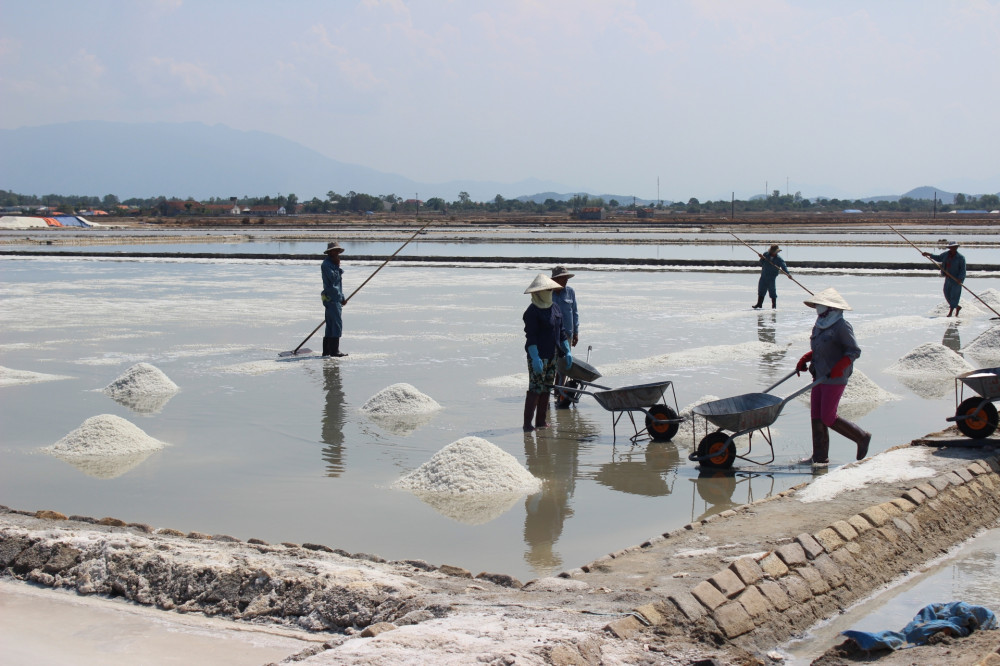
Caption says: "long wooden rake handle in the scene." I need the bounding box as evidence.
[730,232,814,295]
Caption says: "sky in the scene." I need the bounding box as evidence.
[2,0,999,201]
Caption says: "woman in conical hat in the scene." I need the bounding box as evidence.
[521,274,570,432]
[795,287,871,465]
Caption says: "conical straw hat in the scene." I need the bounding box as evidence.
[804,287,852,311]
[524,273,562,294]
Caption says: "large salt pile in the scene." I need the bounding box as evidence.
[394,437,541,525]
[885,342,974,376]
[964,325,1000,363]
[361,383,441,415]
[885,342,974,399]
[40,414,168,479]
[103,363,179,413]
[394,437,540,494]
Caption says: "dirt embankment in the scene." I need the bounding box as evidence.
[4,430,1000,664]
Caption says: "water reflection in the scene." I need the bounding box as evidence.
[757,313,787,381]
[689,469,775,522]
[594,442,681,497]
[521,409,599,573]
[942,322,962,354]
[320,362,346,477]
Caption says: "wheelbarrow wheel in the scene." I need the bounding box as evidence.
[645,404,679,441]
[955,398,999,439]
[696,432,736,469]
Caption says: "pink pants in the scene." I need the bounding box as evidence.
[810,383,846,426]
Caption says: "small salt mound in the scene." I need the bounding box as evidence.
[794,370,898,420]
[0,365,71,387]
[361,383,441,415]
[964,325,1000,363]
[885,342,974,376]
[41,414,168,458]
[393,436,541,495]
[104,363,179,397]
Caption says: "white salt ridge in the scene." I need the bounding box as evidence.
[0,365,71,387]
[361,383,442,415]
[41,414,168,458]
[797,447,935,503]
[964,325,1000,362]
[602,341,787,375]
[104,363,179,396]
[394,436,541,495]
[885,342,974,376]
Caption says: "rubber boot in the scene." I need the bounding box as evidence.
[534,393,550,429]
[829,417,871,460]
[771,297,777,309]
[804,419,830,465]
[752,295,764,309]
[330,337,348,357]
[523,392,536,432]
[322,337,333,357]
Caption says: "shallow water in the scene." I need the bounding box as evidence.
[783,526,1000,664]
[1,250,998,582]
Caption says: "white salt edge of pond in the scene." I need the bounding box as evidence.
[796,447,935,503]
[103,362,179,396]
[393,436,541,495]
[0,365,72,387]
[40,414,168,458]
[885,342,975,376]
[361,383,442,415]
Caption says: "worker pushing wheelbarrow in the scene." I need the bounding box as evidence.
[689,370,824,469]
[947,367,1000,439]
[553,357,685,444]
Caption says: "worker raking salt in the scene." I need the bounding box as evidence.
[752,244,789,310]
[922,241,967,317]
[522,274,571,432]
[320,241,348,357]
[795,287,871,465]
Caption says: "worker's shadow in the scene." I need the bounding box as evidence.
[321,362,347,478]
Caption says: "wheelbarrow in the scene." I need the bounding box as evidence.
[552,358,685,444]
[946,367,1000,439]
[689,370,824,469]
[553,346,598,409]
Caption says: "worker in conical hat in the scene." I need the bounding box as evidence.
[795,287,870,466]
[321,241,348,357]
[922,241,966,317]
[522,274,570,432]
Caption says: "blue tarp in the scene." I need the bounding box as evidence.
[50,216,90,227]
[843,601,997,651]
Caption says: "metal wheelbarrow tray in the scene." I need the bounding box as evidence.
[947,367,1000,439]
[689,370,824,469]
[553,366,685,444]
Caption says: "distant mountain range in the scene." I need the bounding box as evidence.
[0,121,572,202]
[0,121,995,205]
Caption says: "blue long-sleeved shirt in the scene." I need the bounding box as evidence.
[321,257,344,303]
[929,250,966,282]
[552,285,578,339]
[810,317,861,386]
[759,253,788,280]
[523,304,566,360]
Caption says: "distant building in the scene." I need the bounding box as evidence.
[577,206,604,220]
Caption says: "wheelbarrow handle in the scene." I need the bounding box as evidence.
[762,369,799,394]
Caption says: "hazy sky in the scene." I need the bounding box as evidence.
[3,0,998,201]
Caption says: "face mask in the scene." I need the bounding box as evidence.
[815,304,829,315]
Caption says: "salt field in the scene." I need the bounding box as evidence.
[1,238,999,583]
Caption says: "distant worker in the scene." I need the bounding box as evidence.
[922,241,966,317]
[752,244,790,310]
[522,274,571,432]
[550,266,580,409]
[795,287,870,466]
[321,241,348,357]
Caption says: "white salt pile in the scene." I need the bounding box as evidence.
[964,325,1000,363]
[794,370,898,420]
[885,342,974,376]
[41,414,168,458]
[394,436,541,495]
[361,383,442,415]
[104,362,179,397]
[0,365,71,387]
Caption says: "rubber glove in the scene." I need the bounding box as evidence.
[796,351,813,376]
[830,356,852,378]
[562,340,573,369]
[527,345,543,374]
